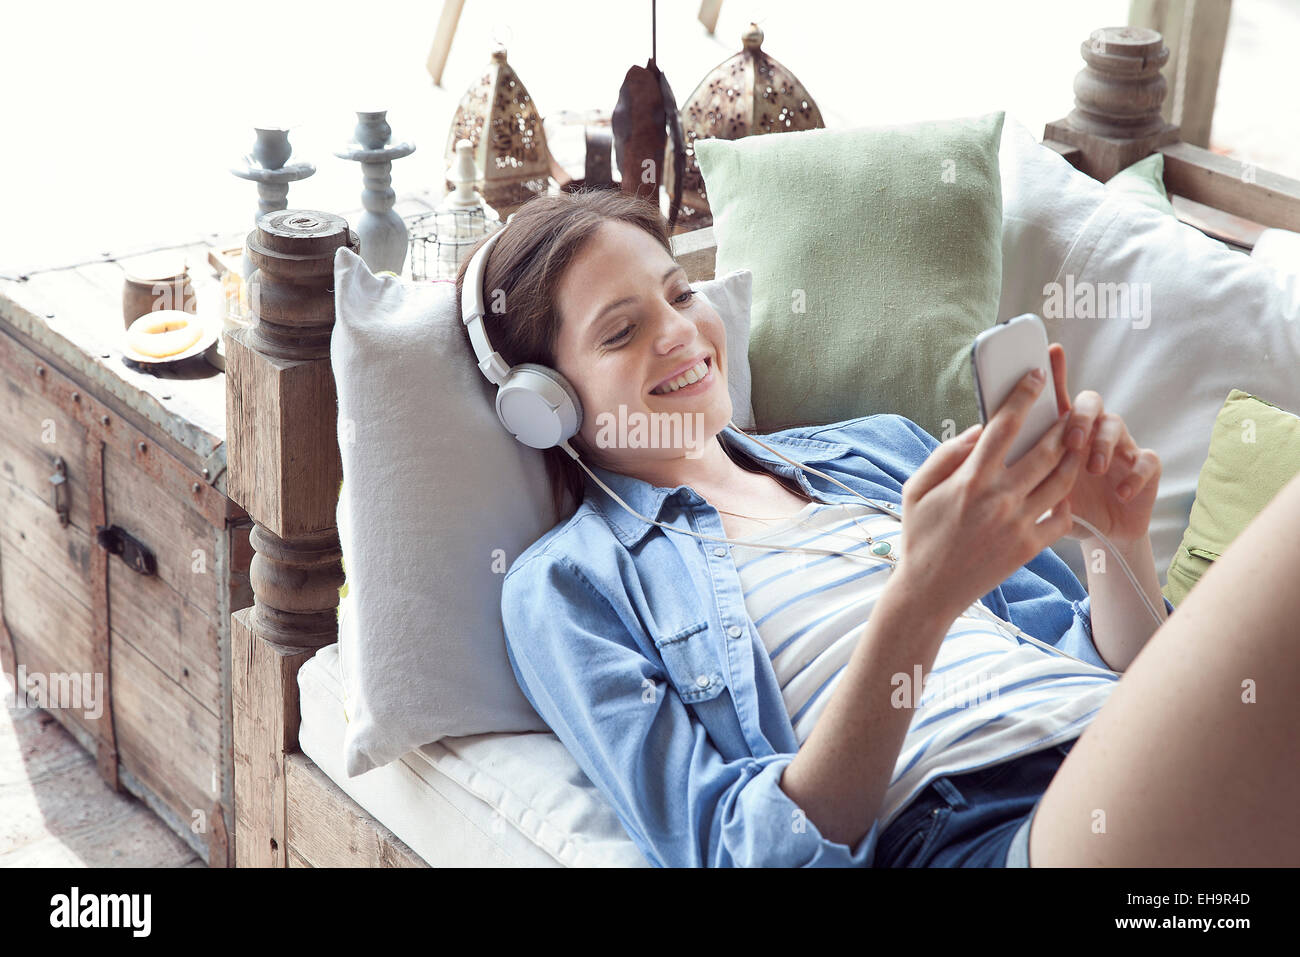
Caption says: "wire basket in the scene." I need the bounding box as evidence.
[407,207,502,282]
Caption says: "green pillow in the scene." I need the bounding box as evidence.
[1164,389,1300,606]
[1105,152,1175,216]
[693,112,1005,437]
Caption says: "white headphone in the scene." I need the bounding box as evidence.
[457,210,1165,635]
[460,213,584,450]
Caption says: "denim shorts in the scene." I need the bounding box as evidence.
[874,738,1077,868]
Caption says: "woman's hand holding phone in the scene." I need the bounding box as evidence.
[893,366,1085,624]
[1045,343,1162,544]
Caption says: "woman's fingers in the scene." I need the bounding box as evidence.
[1034,495,1074,545]
[1049,343,1072,418]
[1116,448,1162,501]
[1086,412,1127,474]
[969,367,1052,476]
[1024,437,1084,519]
[903,424,982,505]
[1063,390,1103,451]
[1006,412,1074,497]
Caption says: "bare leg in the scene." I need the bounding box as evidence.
[1029,470,1300,866]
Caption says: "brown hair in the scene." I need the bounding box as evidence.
[455,187,808,520]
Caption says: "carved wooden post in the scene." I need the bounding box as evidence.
[1044,26,1182,181]
[226,210,356,867]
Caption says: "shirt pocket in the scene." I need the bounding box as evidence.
[653,620,726,703]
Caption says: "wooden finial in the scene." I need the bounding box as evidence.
[1070,27,1170,137]
[243,210,357,361]
[1044,26,1181,181]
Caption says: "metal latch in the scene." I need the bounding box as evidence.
[48,456,69,527]
[95,524,157,576]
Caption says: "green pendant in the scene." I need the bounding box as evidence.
[870,541,892,556]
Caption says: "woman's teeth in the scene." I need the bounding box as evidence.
[651,359,709,395]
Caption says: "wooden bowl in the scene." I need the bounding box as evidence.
[122,263,196,329]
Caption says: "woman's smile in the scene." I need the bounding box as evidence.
[649,356,714,399]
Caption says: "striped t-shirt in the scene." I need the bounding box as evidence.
[728,498,1119,830]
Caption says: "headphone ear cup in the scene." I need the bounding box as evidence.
[496,362,583,450]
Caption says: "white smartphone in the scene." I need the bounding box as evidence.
[970,313,1060,467]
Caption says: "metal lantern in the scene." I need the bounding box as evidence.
[668,23,825,233]
[444,45,553,217]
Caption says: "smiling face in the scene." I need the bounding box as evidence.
[551,220,733,475]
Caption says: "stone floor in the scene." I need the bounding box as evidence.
[0,700,203,867]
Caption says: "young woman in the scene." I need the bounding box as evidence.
[457,188,1300,868]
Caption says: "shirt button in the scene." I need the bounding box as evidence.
[713,546,727,557]
[696,675,711,688]
[727,625,742,638]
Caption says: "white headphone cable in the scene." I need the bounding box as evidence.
[558,420,1167,633]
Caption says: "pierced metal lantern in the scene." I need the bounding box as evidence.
[444,45,553,217]
[668,23,825,232]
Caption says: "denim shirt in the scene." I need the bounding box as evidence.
[499,413,1174,867]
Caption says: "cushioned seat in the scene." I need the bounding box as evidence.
[297,643,650,867]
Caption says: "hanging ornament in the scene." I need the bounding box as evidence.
[611,0,686,231]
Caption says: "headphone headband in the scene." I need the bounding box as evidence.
[460,223,512,386]
[461,212,583,450]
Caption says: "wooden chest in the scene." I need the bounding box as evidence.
[0,243,251,866]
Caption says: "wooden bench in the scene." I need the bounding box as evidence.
[226,25,1300,867]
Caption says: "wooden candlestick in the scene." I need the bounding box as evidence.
[335,111,416,275]
[232,128,317,280]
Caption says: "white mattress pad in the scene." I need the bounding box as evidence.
[297,642,650,867]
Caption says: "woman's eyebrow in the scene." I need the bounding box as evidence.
[587,264,687,333]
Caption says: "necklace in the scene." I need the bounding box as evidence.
[703,449,899,563]
[711,504,806,520]
[718,498,901,563]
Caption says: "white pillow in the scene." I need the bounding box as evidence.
[1251,228,1300,321]
[997,115,1300,589]
[332,246,757,775]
